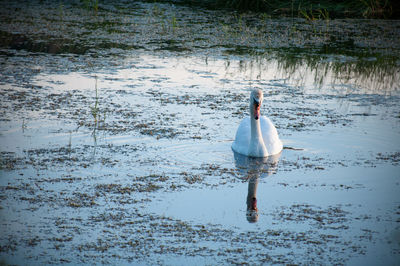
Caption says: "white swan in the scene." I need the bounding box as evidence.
[232,89,283,157]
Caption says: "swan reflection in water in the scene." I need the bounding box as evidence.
[233,151,281,223]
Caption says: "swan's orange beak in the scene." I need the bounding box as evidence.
[254,102,260,120]
[251,197,257,211]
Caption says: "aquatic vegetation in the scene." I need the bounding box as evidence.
[90,76,99,123]
[82,0,99,12]
[360,0,393,18]
[299,7,330,21]
[90,76,107,134]
[171,13,177,31]
[214,0,396,18]
[58,2,64,19]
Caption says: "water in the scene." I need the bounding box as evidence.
[1,1,400,265]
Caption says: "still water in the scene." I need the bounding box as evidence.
[0,1,400,265]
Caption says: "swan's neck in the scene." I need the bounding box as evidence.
[247,177,259,211]
[249,116,268,157]
[250,117,262,140]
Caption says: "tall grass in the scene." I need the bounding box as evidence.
[360,0,392,18]
[215,0,395,19]
[299,7,329,21]
[90,76,107,143]
[90,75,99,123]
[82,0,99,12]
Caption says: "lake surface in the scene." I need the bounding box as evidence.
[0,1,399,265]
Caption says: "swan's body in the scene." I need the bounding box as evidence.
[232,116,282,157]
[232,89,282,157]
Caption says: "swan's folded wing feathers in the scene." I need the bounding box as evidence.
[232,117,251,156]
[260,116,283,155]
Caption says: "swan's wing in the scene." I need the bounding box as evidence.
[232,117,251,156]
[260,116,283,155]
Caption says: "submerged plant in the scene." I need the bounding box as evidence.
[171,14,177,32]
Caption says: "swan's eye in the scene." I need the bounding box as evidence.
[253,98,259,105]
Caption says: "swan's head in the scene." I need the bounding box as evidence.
[246,197,259,223]
[250,89,263,120]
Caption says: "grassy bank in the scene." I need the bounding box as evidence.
[166,0,398,19]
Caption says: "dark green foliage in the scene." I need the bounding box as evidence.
[211,0,396,18]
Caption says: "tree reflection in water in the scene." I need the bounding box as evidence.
[225,49,399,96]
